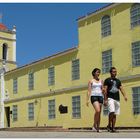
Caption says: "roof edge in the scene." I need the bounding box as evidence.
[77,3,120,22]
[5,46,78,75]
[0,29,16,34]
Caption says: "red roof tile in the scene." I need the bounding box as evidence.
[0,23,7,30]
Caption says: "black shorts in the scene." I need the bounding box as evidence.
[90,96,103,104]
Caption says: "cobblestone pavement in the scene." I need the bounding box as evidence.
[0,130,140,138]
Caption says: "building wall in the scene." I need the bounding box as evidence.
[4,78,140,128]
[3,3,140,128]
[77,3,140,127]
[4,89,88,128]
[78,3,140,81]
[5,50,79,99]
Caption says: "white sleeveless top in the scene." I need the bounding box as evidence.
[91,80,103,97]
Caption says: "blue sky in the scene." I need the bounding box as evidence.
[0,3,108,67]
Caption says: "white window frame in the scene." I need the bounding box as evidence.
[12,105,18,122]
[48,99,55,119]
[103,106,108,116]
[48,67,55,86]
[130,4,140,28]
[102,49,112,74]
[132,41,140,67]
[13,78,18,94]
[28,72,34,90]
[72,59,80,81]
[28,103,34,120]
[132,87,140,115]
[72,96,81,119]
[101,15,111,37]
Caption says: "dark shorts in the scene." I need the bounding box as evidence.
[90,96,103,104]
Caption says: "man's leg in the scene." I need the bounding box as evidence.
[112,114,116,131]
[111,100,120,132]
[107,98,115,131]
[109,112,114,127]
[107,114,111,131]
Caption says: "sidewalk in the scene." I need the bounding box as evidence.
[69,127,140,133]
[0,130,140,138]
[69,128,140,133]
[1,127,140,133]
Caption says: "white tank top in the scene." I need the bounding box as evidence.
[91,80,103,97]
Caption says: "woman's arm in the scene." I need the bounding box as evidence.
[86,80,91,106]
[101,80,105,94]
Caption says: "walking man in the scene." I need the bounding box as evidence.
[104,67,127,132]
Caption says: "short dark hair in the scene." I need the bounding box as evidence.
[109,67,116,73]
[92,68,101,76]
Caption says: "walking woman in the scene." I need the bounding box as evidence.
[86,68,104,132]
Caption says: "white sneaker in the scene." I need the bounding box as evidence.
[97,129,102,133]
[92,127,97,132]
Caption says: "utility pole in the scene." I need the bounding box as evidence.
[0,60,6,128]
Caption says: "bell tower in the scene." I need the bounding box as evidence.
[0,24,17,71]
[0,21,17,128]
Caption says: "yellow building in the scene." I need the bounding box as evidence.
[1,3,140,128]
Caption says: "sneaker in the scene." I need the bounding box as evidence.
[97,129,102,133]
[92,127,97,132]
[110,128,118,133]
[107,125,112,132]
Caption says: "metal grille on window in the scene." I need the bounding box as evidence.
[132,87,140,115]
[13,78,18,94]
[130,4,140,28]
[28,72,34,90]
[12,105,18,121]
[28,103,34,120]
[103,106,108,116]
[48,99,55,119]
[101,15,111,37]
[132,41,140,67]
[72,96,81,118]
[102,49,112,73]
[48,67,55,86]
[72,59,80,80]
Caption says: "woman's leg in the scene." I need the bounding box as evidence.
[92,101,101,130]
[96,103,102,131]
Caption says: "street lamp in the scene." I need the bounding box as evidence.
[0,60,6,128]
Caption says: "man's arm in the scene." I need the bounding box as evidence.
[103,85,108,106]
[120,86,127,101]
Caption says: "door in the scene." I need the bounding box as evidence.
[5,107,10,127]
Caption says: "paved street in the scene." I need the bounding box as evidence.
[0,130,140,138]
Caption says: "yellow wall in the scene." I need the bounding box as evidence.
[5,51,79,99]
[4,77,140,128]
[3,3,140,128]
[78,4,138,82]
